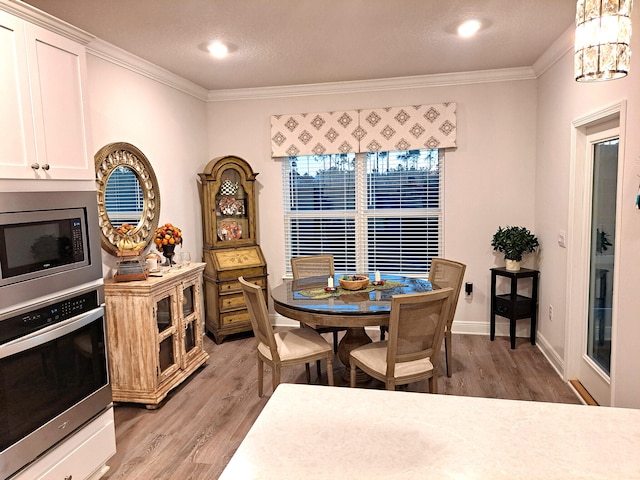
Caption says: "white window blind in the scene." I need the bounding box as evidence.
[104,166,144,227]
[283,149,443,275]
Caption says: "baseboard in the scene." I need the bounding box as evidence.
[569,379,599,406]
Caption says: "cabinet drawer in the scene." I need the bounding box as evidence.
[219,276,266,294]
[220,309,251,326]
[219,292,246,311]
[494,294,533,318]
[217,267,266,281]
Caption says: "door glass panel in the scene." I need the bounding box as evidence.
[157,296,172,333]
[587,138,617,375]
[182,285,194,317]
[158,336,174,373]
[184,321,196,354]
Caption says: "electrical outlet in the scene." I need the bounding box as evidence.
[548,305,553,321]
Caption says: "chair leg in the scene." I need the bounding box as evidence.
[316,360,321,379]
[445,329,452,378]
[305,363,311,383]
[257,357,264,397]
[428,376,437,394]
[350,363,356,387]
[380,326,385,340]
[326,356,334,386]
[272,364,281,392]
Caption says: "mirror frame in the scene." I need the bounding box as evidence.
[94,142,161,256]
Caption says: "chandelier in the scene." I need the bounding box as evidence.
[575,0,634,82]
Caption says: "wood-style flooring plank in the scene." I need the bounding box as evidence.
[103,331,580,479]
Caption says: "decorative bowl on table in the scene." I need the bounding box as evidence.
[339,275,370,291]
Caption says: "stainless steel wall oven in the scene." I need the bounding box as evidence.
[0,191,111,479]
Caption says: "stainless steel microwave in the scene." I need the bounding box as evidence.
[0,191,104,312]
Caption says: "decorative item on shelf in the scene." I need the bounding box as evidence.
[220,178,239,196]
[145,251,162,272]
[491,225,540,271]
[114,247,148,282]
[218,196,245,216]
[339,275,370,291]
[154,223,183,266]
[115,223,145,254]
[217,220,242,241]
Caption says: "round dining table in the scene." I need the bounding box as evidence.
[271,275,433,373]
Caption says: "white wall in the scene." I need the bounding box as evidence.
[536,8,640,408]
[205,76,538,336]
[86,55,209,276]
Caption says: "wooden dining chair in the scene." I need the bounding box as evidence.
[239,276,334,397]
[290,255,347,353]
[350,288,453,392]
[427,258,466,377]
[379,258,465,377]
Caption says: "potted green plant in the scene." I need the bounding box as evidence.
[491,226,539,271]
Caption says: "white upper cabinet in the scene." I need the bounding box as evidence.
[0,10,93,180]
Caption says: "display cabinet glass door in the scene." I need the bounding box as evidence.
[155,293,179,382]
[181,281,202,365]
[216,168,249,243]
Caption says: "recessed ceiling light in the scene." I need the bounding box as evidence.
[207,40,228,58]
[457,19,482,37]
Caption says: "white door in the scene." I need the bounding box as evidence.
[567,113,622,407]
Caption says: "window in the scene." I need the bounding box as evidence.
[282,149,443,275]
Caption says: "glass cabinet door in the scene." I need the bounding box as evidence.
[181,282,201,361]
[155,294,179,380]
[216,167,249,243]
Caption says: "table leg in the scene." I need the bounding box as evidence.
[338,327,372,382]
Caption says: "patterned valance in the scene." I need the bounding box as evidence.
[270,110,360,157]
[359,103,457,152]
[271,102,456,157]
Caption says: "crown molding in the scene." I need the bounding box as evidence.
[206,67,536,102]
[532,24,574,77]
[1,0,93,44]
[86,38,209,102]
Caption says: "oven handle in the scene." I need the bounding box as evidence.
[0,306,104,359]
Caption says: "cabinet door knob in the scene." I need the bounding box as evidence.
[31,163,40,170]
[42,163,50,170]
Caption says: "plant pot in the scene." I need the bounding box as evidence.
[505,259,521,271]
[161,244,177,266]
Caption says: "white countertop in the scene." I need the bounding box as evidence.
[220,383,640,480]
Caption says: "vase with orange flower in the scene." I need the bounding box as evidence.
[154,223,183,266]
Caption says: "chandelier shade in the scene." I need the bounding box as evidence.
[574,0,634,82]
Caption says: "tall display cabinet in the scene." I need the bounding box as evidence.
[199,155,267,343]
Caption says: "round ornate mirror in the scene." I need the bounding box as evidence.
[95,142,161,256]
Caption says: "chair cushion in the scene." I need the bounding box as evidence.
[258,328,332,361]
[350,341,434,378]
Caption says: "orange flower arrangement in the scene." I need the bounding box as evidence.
[154,223,183,247]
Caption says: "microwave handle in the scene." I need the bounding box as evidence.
[0,306,104,359]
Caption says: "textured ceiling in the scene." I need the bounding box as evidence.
[20,0,577,91]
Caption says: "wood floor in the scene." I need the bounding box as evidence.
[103,330,580,479]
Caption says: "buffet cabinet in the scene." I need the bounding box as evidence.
[104,263,209,408]
[199,156,268,343]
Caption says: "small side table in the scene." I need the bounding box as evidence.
[490,267,540,349]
